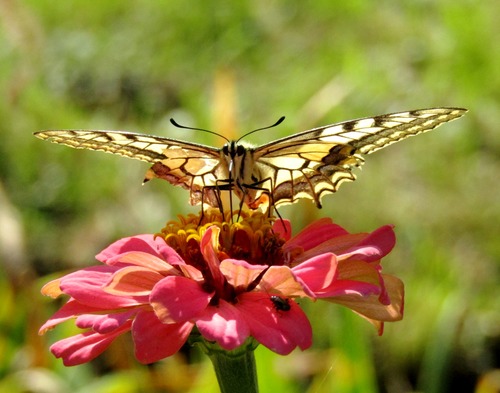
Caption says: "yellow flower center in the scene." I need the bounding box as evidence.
[158,209,285,267]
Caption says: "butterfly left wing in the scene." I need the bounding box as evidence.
[251,107,467,208]
[34,129,226,207]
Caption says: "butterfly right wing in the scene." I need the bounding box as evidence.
[34,130,226,207]
[251,107,467,208]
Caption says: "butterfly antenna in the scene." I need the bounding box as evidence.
[236,116,285,143]
[170,118,230,143]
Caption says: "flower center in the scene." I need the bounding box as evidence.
[158,209,286,268]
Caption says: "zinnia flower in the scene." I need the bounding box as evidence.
[39,210,403,366]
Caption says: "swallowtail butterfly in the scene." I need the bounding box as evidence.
[35,107,467,211]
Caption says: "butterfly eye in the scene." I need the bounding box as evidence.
[236,145,246,156]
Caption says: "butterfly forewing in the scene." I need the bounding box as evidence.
[34,129,224,206]
[252,107,466,208]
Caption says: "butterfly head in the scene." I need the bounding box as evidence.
[222,141,247,174]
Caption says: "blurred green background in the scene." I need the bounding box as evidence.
[1,1,499,392]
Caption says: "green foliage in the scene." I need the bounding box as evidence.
[1,1,498,392]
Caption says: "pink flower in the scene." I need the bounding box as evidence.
[40,211,403,366]
[277,218,404,335]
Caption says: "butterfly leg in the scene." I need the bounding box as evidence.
[240,177,274,214]
[214,178,237,221]
[196,182,233,226]
[238,178,287,232]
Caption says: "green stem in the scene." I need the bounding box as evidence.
[195,337,259,393]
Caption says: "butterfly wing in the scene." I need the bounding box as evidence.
[252,107,467,208]
[34,129,225,207]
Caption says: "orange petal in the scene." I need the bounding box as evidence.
[335,260,380,284]
[105,266,164,296]
[41,278,63,298]
[219,259,267,289]
[115,251,179,275]
[259,266,313,298]
[327,274,404,325]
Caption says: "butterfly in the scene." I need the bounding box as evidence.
[34,107,467,212]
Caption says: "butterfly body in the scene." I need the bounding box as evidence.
[141,139,265,208]
[222,141,272,209]
[34,107,467,211]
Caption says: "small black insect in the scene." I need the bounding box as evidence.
[270,295,291,312]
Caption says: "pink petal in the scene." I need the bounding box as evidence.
[150,276,213,323]
[318,260,385,298]
[200,227,225,288]
[340,225,396,262]
[105,266,164,296]
[237,292,312,354]
[338,259,392,305]
[272,219,291,240]
[196,300,250,350]
[177,264,204,281]
[60,266,146,308]
[39,299,104,334]
[132,310,193,364]
[285,218,348,251]
[76,309,138,333]
[289,232,366,265]
[109,251,180,274]
[324,274,404,332]
[317,279,381,298]
[96,234,184,266]
[291,253,338,293]
[268,299,312,351]
[50,321,132,366]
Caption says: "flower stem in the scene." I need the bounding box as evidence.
[196,338,259,393]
